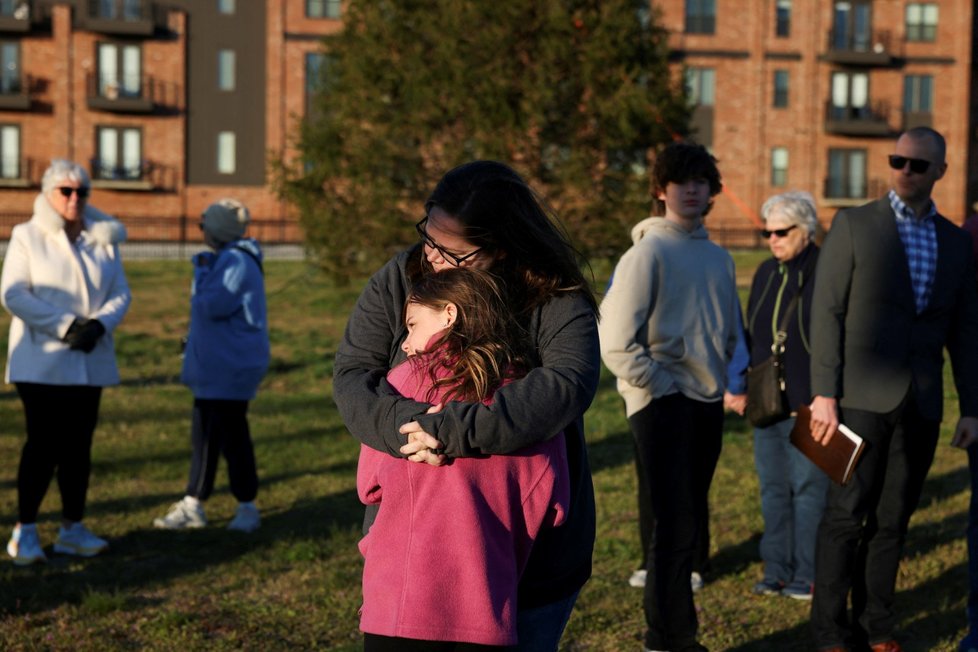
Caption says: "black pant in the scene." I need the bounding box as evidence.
[630,393,724,651]
[186,398,258,502]
[15,383,102,523]
[363,634,511,651]
[634,439,712,576]
[810,395,939,649]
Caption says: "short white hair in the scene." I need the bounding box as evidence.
[41,159,90,194]
[761,191,818,238]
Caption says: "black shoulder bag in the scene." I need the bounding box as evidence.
[745,291,801,428]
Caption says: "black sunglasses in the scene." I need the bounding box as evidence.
[760,225,798,239]
[888,155,931,174]
[415,217,482,266]
[57,186,90,199]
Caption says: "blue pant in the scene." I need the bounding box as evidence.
[754,416,829,584]
[514,590,579,652]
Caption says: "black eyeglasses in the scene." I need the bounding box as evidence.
[57,186,90,199]
[888,155,931,174]
[415,217,482,266]
[760,225,798,239]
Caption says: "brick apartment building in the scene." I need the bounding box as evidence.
[0,0,340,242]
[656,0,978,238]
[0,1,975,244]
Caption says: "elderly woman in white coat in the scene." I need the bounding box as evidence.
[1,159,131,565]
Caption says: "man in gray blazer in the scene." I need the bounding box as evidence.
[808,126,978,652]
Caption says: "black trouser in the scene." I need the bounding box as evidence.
[185,398,258,502]
[630,393,724,651]
[363,634,511,651]
[811,395,939,649]
[15,382,102,523]
[634,439,712,576]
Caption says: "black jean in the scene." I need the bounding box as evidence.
[810,395,939,649]
[15,382,102,523]
[629,393,723,651]
[363,634,511,651]
[185,398,258,502]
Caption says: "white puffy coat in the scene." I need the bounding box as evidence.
[1,193,131,386]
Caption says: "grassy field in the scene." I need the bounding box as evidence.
[0,253,971,651]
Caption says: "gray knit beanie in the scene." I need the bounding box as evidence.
[202,198,249,243]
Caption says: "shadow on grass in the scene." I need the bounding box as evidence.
[0,487,364,617]
[586,429,633,476]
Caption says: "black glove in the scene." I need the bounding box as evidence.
[63,318,106,353]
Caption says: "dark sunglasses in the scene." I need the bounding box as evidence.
[57,186,90,199]
[760,225,798,239]
[415,217,482,266]
[888,155,931,174]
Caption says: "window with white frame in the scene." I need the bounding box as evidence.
[306,0,340,19]
[217,131,236,174]
[685,67,715,106]
[96,126,142,180]
[906,3,938,42]
[0,124,19,179]
[98,42,141,99]
[218,49,236,92]
[903,74,933,113]
[771,147,788,187]
[830,71,869,119]
[827,148,867,199]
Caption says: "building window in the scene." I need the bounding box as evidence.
[685,67,715,106]
[0,124,19,179]
[771,147,788,187]
[773,70,789,107]
[903,74,933,113]
[905,3,938,42]
[832,1,872,51]
[96,126,142,180]
[217,131,236,174]
[1,41,20,95]
[218,49,236,92]
[776,0,791,37]
[306,0,341,19]
[826,148,867,199]
[685,0,715,34]
[305,52,326,115]
[830,71,868,119]
[98,42,141,99]
[96,0,142,20]
[1,2,29,19]
[218,0,235,14]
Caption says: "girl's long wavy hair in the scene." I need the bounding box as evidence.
[406,268,535,403]
[406,160,598,321]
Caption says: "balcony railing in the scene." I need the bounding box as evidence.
[825,100,892,136]
[824,29,899,65]
[89,157,178,191]
[0,155,43,187]
[86,71,180,113]
[0,71,33,110]
[83,0,164,36]
[823,177,886,204]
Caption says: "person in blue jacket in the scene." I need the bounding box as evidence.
[154,198,270,533]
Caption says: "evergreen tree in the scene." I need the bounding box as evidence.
[277,0,689,281]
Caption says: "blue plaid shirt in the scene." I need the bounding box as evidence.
[888,190,937,314]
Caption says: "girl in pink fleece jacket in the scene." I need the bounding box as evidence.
[357,269,570,651]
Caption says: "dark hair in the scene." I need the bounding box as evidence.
[651,141,723,199]
[406,268,534,403]
[410,160,597,317]
[903,126,947,164]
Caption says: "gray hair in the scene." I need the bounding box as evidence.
[760,191,818,238]
[41,159,91,194]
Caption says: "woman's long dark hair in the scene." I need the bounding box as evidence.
[406,269,534,403]
[408,161,597,318]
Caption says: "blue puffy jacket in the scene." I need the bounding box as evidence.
[181,238,269,400]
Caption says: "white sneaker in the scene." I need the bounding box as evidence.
[691,571,704,593]
[227,502,260,532]
[629,569,647,588]
[53,522,108,557]
[153,497,207,530]
[7,523,47,566]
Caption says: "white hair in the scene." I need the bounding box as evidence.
[41,159,90,193]
[760,191,818,238]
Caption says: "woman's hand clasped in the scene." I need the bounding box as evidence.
[399,403,447,466]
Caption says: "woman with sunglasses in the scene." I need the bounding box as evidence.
[742,191,828,600]
[1,159,131,565]
[335,160,599,651]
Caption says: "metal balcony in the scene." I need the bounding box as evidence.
[825,100,892,136]
[0,72,33,110]
[83,0,163,36]
[86,71,181,113]
[824,29,898,66]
